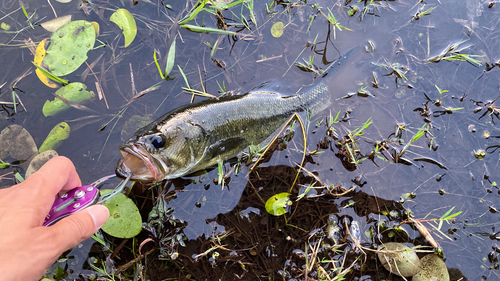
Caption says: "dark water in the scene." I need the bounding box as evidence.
[1,0,500,279]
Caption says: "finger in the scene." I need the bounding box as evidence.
[21,156,82,206]
[44,205,109,251]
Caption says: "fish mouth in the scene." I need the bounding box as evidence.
[116,144,165,182]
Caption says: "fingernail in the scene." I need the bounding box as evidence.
[86,205,110,231]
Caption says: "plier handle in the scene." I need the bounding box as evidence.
[43,174,130,226]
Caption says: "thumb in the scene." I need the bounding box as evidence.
[48,205,109,251]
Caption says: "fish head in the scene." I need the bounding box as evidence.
[116,120,207,182]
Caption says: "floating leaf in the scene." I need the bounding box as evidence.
[180,24,236,35]
[101,189,142,238]
[121,114,153,141]
[34,39,57,88]
[377,242,421,277]
[42,82,95,117]
[39,122,70,153]
[91,21,100,36]
[43,20,96,76]
[265,192,291,216]
[413,254,450,281]
[179,0,208,25]
[1,22,10,30]
[271,21,284,38]
[25,150,58,178]
[110,9,137,48]
[0,125,38,161]
[40,15,72,32]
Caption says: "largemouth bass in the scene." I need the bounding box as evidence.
[116,50,356,182]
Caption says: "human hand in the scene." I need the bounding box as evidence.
[0,156,109,281]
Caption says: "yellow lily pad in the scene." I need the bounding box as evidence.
[91,21,100,36]
[39,122,70,153]
[34,39,57,88]
[271,21,284,38]
[110,8,137,48]
[1,22,10,30]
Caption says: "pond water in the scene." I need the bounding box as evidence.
[1,0,500,280]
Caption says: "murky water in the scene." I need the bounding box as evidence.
[1,0,500,279]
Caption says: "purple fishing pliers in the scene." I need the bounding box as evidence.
[43,174,131,226]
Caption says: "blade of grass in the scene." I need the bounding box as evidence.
[179,0,209,25]
[32,62,69,85]
[180,24,236,35]
[164,36,177,79]
[153,50,163,78]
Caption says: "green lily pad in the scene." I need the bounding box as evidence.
[121,114,153,141]
[100,189,142,238]
[110,9,137,48]
[271,21,284,38]
[39,122,70,153]
[42,82,95,117]
[43,20,96,76]
[265,192,291,216]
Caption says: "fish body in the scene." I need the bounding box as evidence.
[116,80,329,181]
[116,47,358,181]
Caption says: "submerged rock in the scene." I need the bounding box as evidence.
[412,254,449,281]
[378,242,421,277]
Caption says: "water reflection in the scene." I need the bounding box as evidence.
[1,0,500,279]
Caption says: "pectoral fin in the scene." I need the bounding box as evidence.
[206,136,248,159]
[192,137,248,172]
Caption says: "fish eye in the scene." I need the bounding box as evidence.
[150,135,166,148]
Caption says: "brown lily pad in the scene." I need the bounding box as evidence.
[0,125,38,163]
[25,150,59,178]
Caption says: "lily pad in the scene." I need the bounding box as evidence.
[39,122,70,153]
[110,9,137,48]
[42,82,95,117]
[121,114,153,141]
[413,254,450,281]
[1,22,10,30]
[40,15,72,33]
[34,39,57,88]
[25,150,58,178]
[265,192,291,216]
[0,125,38,162]
[43,20,96,76]
[271,21,284,38]
[100,189,142,238]
[377,242,421,277]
